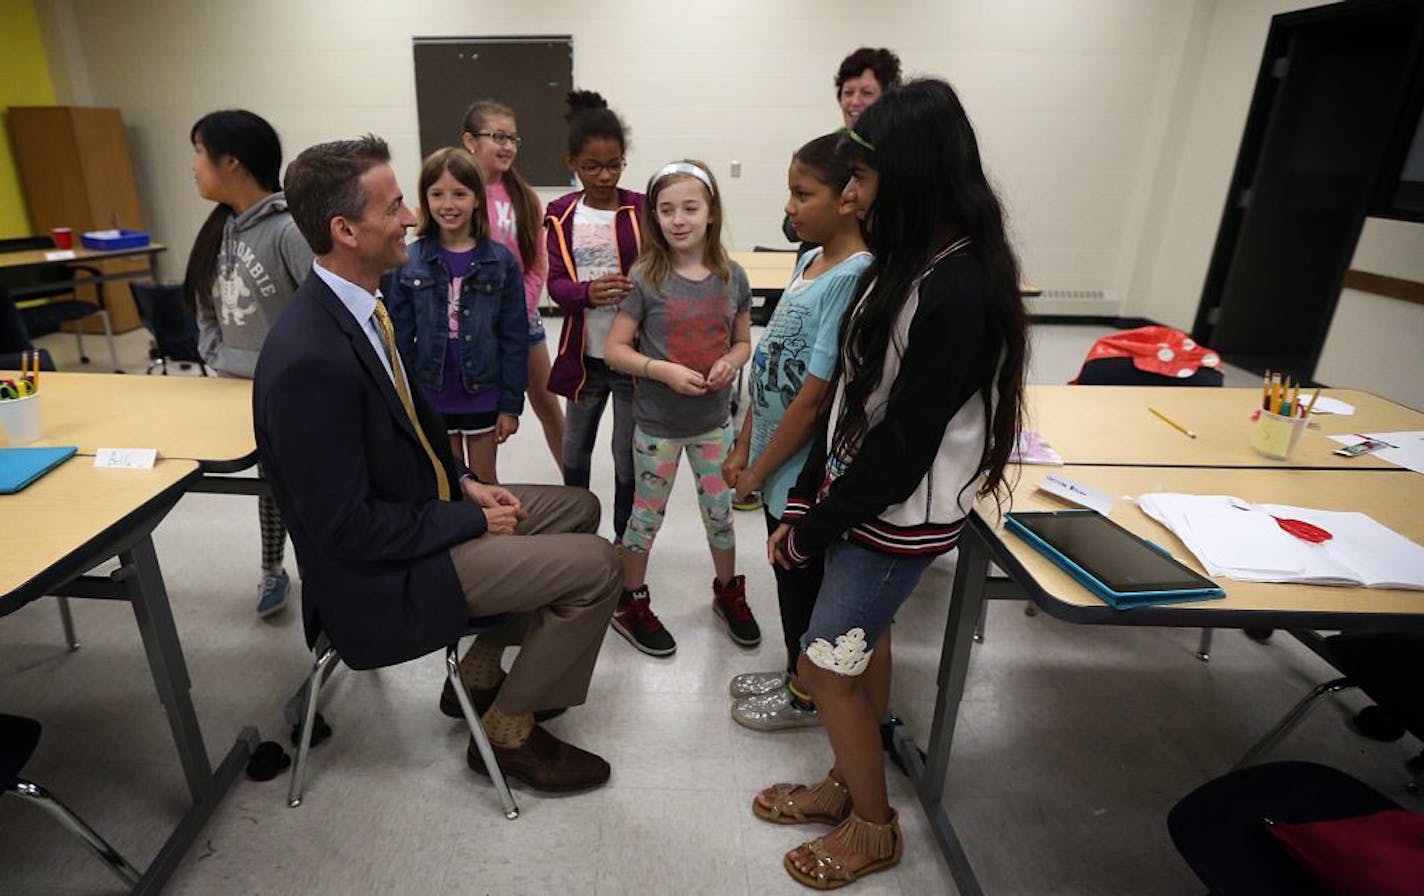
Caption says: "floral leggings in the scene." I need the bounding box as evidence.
[622,422,735,554]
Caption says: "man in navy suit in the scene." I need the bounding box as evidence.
[254,135,618,792]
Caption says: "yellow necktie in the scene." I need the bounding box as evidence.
[371,299,451,501]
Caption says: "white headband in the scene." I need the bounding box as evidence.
[651,162,715,196]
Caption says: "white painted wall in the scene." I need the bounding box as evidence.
[37,0,1198,298]
[30,0,1420,396]
[1315,217,1424,408]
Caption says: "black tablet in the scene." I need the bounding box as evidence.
[1006,509,1224,607]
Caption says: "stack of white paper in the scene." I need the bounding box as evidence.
[1137,493,1424,590]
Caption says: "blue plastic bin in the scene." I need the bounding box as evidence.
[80,229,151,251]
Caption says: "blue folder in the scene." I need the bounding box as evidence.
[0,446,77,494]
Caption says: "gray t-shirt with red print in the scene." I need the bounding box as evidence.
[620,262,751,438]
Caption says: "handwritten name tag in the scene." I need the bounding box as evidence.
[94,448,158,469]
[1039,473,1114,516]
[44,250,77,261]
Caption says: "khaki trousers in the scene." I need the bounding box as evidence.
[450,484,620,714]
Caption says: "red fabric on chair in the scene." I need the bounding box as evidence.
[1076,325,1222,380]
[1266,809,1424,896]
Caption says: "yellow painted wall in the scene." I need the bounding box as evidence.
[0,0,57,238]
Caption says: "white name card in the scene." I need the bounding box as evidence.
[94,448,158,469]
[44,250,77,261]
[1039,473,1114,516]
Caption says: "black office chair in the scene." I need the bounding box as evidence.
[129,282,208,376]
[1,712,141,886]
[286,614,520,819]
[1236,632,1424,789]
[0,236,120,371]
[0,348,56,372]
[1168,761,1403,896]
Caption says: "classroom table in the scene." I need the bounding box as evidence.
[0,370,259,491]
[1025,385,1423,469]
[900,464,1424,895]
[0,457,257,894]
[0,241,168,293]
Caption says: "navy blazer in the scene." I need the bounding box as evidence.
[253,271,484,669]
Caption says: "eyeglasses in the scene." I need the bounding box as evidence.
[576,159,626,175]
[474,131,522,148]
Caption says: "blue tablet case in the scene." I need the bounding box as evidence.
[0,446,77,494]
[1005,513,1225,610]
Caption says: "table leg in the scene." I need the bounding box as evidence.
[893,522,991,896]
[121,535,213,802]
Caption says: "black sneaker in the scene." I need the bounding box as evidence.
[712,575,760,647]
[611,588,676,656]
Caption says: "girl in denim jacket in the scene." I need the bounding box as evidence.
[384,147,527,482]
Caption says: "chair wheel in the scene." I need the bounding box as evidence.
[80,355,91,364]
[290,711,333,748]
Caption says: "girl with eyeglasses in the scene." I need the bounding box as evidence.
[543,90,644,545]
[461,100,565,477]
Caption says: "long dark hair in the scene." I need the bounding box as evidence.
[837,78,1028,501]
[461,99,540,268]
[183,110,283,312]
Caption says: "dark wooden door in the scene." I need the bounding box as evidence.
[1192,0,1424,379]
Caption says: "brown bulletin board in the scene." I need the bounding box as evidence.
[412,36,573,187]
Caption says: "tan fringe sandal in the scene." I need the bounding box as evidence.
[783,809,902,890]
[752,774,851,826]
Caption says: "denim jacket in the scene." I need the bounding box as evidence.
[382,236,527,416]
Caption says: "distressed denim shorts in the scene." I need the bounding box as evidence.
[799,539,935,677]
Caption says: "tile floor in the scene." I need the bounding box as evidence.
[1,319,1417,895]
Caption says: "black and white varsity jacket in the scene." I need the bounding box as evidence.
[781,237,998,561]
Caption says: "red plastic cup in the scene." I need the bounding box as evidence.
[51,227,73,250]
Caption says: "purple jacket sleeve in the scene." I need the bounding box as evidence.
[544,205,593,314]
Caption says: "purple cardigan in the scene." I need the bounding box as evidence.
[543,187,645,399]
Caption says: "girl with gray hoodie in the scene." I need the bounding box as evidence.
[183,109,314,619]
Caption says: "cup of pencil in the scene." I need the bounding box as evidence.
[1250,372,1316,460]
[0,349,45,445]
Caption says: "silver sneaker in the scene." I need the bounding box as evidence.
[728,670,787,698]
[732,688,821,731]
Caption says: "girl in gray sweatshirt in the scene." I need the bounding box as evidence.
[184,109,314,619]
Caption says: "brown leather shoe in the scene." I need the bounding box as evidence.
[466,726,610,793]
[439,677,566,722]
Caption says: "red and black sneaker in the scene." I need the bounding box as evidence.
[712,575,761,647]
[611,586,676,657]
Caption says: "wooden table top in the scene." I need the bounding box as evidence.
[0,371,255,469]
[986,465,1424,620]
[0,457,199,601]
[0,242,167,270]
[1024,385,1423,469]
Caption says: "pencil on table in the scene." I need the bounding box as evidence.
[1303,387,1321,418]
[1149,406,1197,439]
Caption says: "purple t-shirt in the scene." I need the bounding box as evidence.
[427,246,498,416]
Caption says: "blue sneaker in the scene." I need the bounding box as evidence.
[257,570,289,619]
